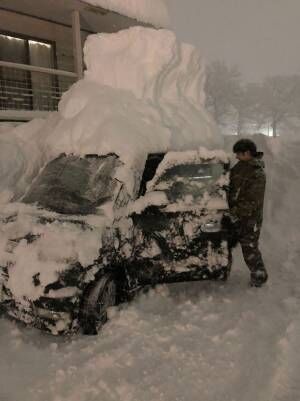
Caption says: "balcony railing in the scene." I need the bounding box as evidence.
[0,60,77,119]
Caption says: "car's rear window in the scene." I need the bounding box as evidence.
[23,153,121,215]
[154,163,225,201]
[159,163,223,182]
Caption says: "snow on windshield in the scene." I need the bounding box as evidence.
[81,0,170,28]
[23,154,122,215]
[147,147,229,191]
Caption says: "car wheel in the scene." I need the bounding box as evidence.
[81,273,116,335]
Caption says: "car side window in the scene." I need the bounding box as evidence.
[138,153,166,197]
[153,163,226,202]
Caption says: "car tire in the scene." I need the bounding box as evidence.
[81,273,117,335]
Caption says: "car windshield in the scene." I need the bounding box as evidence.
[153,163,224,201]
[23,153,122,215]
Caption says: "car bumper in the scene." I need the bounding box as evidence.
[4,298,79,335]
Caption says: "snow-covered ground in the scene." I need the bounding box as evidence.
[1,21,300,400]
[1,134,299,401]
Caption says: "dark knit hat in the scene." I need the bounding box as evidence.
[233,139,257,156]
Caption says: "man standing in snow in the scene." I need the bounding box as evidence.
[228,139,268,287]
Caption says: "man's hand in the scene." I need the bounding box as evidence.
[229,213,239,224]
[221,212,240,247]
[222,212,239,226]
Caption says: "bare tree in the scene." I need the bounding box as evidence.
[205,60,241,126]
[259,75,300,137]
[241,83,268,134]
[231,83,259,135]
[205,61,300,137]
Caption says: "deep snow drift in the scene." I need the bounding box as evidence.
[1,135,300,401]
[0,27,220,313]
[0,27,218,202]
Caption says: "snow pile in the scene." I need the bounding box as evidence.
[53,28,218,181]
[0,26,220,311]
[0,122,16,134]
[81,0,170,28]
[0,27,218,201]
[0,204,108,303]
[1,135,300,401]
[0,114,60,202]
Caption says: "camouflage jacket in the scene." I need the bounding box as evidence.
[228,156,266,222]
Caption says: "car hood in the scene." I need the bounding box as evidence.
[0,202,110,303]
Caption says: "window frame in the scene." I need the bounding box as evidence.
[0,30,58,111]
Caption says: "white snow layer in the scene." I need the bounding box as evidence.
[0,27,218,201]
[0,115,60,202]
[81,0,170,28]
[147,147,229,191]
[1,134,300,401]
[0,203,108,302]
[3,25,299,401]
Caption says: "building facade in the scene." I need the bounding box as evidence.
[0,0,147,122]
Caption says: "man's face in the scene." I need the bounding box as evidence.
[235,151,253,161]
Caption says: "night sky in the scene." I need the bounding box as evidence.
[169,0,300,81]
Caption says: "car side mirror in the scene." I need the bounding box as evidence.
[128,190,168,216]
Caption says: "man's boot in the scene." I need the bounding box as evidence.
[250,269,268,287]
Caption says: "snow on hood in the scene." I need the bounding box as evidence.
[81,0,170,28]
[0,203,109,302]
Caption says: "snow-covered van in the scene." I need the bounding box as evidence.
[0,149,232,335]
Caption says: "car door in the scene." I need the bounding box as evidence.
[129,158,231,283]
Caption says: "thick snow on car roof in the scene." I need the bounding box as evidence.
[0,26,221,201]
[0,26,223,309]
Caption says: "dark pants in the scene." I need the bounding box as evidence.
[238,219,266,274]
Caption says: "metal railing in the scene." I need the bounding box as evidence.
[0,60,77,114]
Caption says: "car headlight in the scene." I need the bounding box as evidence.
[201,221,221,233]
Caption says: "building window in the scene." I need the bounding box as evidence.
[0,33,57,111]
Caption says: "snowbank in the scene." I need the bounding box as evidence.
[2,135,300,401]
[0,114,60,202]
[81,0,170,28]
[52,27,218,190]
[0,203,108,303]
[0,27,218,201]
[0,26,221,310]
